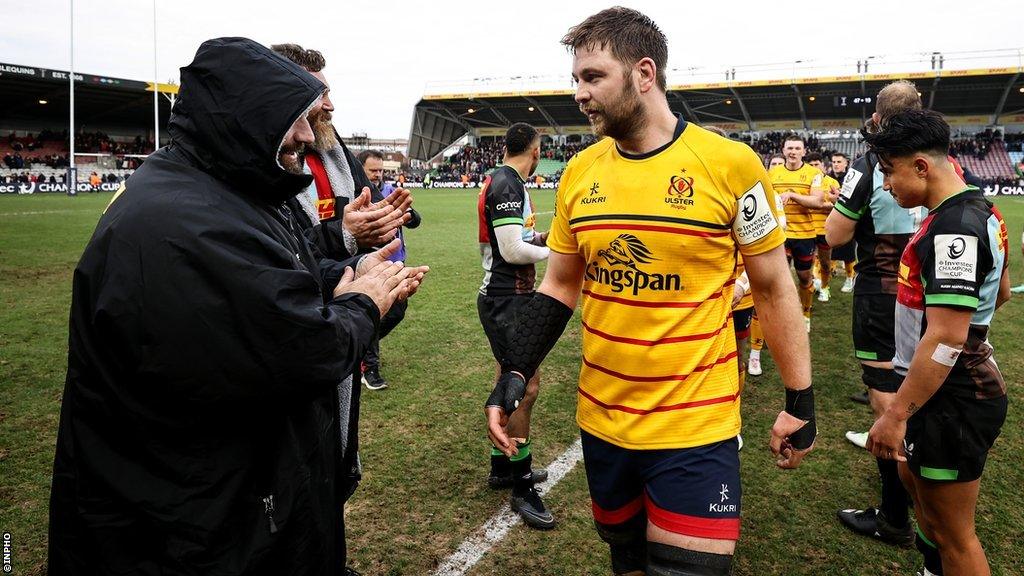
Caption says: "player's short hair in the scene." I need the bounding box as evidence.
[805,152,823,163]
[504,123,539,156]
[782,133,805,146]
[357,149,384,165]
[830,152,849,161]
[767,153,785,165]
[561,7,668,92]
[863,109,950,161]
[875,80,922,123]
[270,43,326,72]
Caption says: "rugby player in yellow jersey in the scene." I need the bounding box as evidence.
[770,135,826,332]
[748,154,788,376]
[482,8,817,575]
[807,152,841,302]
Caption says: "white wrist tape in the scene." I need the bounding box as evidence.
[736,277,750,293]
[931,343,962,367]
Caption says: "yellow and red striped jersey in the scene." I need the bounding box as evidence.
[812,174,840,236]
[547,121,785,449]
[733,254,753,311]
[770,163,823,240]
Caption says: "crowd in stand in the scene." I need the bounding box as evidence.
[434,136,598,181]
[2,172,65,184]
[439,140,504,180]
[983,175,1022,190]
[426,127,1024,190]
[541,136,597,161]
[3,129,153,156]
[748,131,821,155]
[949,129,1002,159]
[4,125,1023,190]
[1,129,155,186]
[73,132,154,155]
[1005,132,1024,152]
[3,151,69,169]
[0,170,128,185]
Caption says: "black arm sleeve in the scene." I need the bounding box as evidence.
[785,386,816,450]
[501,292,574,381]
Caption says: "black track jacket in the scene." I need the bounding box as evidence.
[49,38,377,575]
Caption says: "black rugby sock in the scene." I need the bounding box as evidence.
[510,441,533,495]
[490,447,510,478]
[915,527,943,575]
[877,457,910,527]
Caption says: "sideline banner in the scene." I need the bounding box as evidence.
[983,183,1024,196]
[0,181,123,194]
[419,181,557,190]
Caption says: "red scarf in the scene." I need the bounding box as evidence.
[305,153,335,220]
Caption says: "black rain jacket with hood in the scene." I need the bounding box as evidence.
[48,37,377,575]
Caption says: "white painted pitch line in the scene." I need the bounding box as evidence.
[534,210,554,216]
[432,437,584,576]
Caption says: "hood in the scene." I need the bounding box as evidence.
[167,37,325,203]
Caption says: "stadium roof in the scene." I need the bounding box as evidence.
[0,62,177,132]
[408,66,1024,161]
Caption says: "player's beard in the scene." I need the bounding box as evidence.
[310,109,338,152]
[528,154,539,177]
[278,141,307,174]
[586,76,645,141]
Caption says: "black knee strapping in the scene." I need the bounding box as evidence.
[595,515,647,575]
[647,542,733,576]
[861,365,902,393]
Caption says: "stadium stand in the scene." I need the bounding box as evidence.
[426,127,1023,188]
[535,158,565,176]
[0,129,152,184]
[818,136,866,160]
[432,137,589,181]
[952,140,1015,180]
[409,62,1024,192]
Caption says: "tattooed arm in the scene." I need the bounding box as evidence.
[866,306,971,461]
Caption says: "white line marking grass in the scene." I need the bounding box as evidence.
[432,438,584,576]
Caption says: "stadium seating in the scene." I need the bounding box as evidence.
[953,141,1015,180]
[535,158,566,176]
[819,137,866,160]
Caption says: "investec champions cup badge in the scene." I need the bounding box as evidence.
[934,234,977,280]
[734,182,779,246]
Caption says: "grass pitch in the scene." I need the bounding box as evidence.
[1,190,1022,575]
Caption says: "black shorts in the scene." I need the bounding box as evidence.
[477,293,531,362]
[732,307,753,340]
[785,238,816,271]
[582,430,741,540]
[815,234,830,250]
[831,241,856,262]
[852,294,896,364]
[905,392,1007,482]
